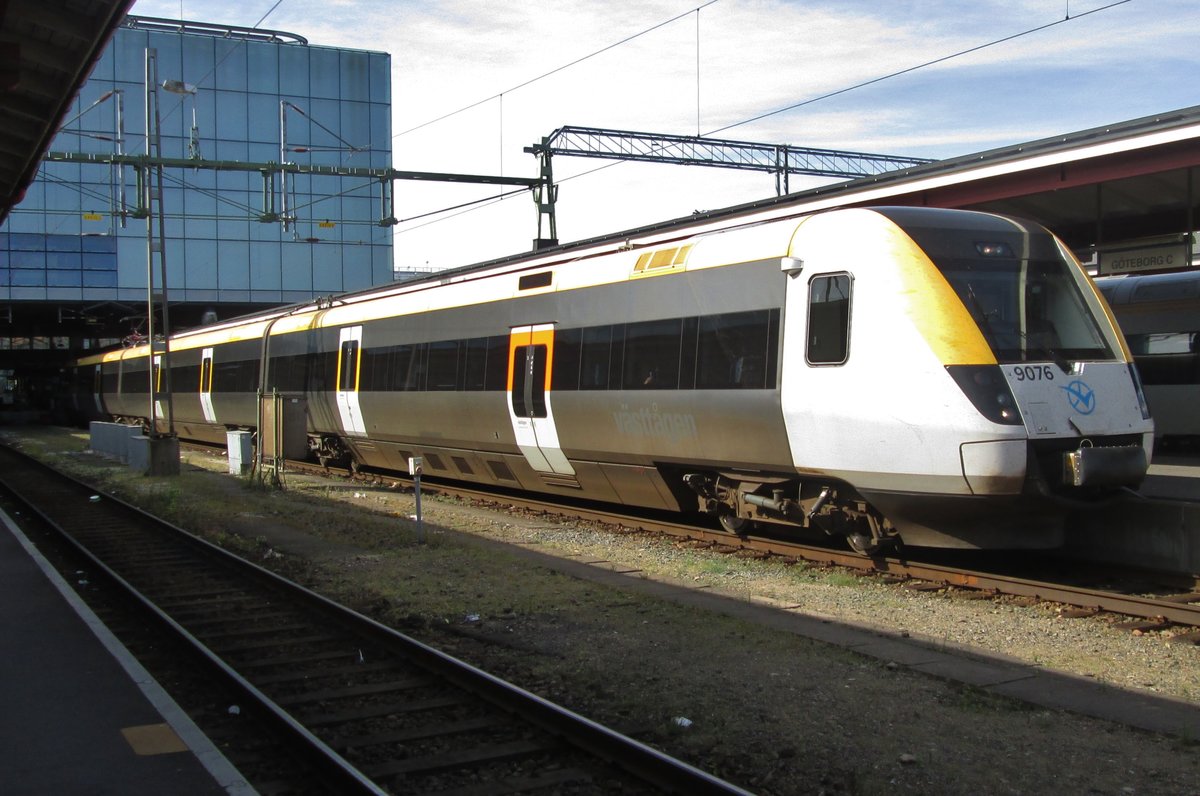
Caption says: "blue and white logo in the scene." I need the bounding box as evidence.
[1062,380,1096,415]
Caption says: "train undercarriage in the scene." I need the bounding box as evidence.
[681,471,899,555]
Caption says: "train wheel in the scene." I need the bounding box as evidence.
[845,531,882,556]
[719,514,752,536]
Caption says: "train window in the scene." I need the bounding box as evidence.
[511,344,548,417]
[808,274,852,365]
[622,318,682,389]
[463,337,488,390]
[579,325,613,390]
[551,328,582,390]
[122,362,150,395]
[512,345,529,415]
[395,343,426,391]
[696,310,772,388]
[425,340,461,391]
[338,340,360,392]
[359,344,391,392]
[483,336,509,392]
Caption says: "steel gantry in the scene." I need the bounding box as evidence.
[525,125,933,195]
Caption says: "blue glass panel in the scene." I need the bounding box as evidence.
[185,218,218,240]
[46,252,82,269]
[185,189,217,218]
[343,250,372,291]
[41,161,81,183]
[6,210,43,234]
[247,94,279,143]
[81,235,117,253]
[10,250,45,268]
[214,39,247,91]
[249,142,277,163]
[281,240,313,291]
[10,233,44,251]
[339,50,370,102]
[81,252,117,271]
[312,243,341,292]
[250,241,281,290]
[47,269,81,287]
[218,240,250,289]
[44,234,79,252]
[0,252,7,268]
[83,270,118,288]
[12,269,45,286]
[373,244,394,284]
[183,239,216,287]
[369,53,390,104]
[112,30,149,84]
[182,34,215,81]
[310,48,340,100]
[247,42,278,93]
[148,31,184,85]
[279,46,309,96]
[0,269,7,285]
[215,90,249,141]
[341,102,371,148]
[50,213,83,237]
[214,139,249,161]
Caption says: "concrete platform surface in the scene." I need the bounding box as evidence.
[0,508,253,796]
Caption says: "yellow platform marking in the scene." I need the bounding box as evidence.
[121,722,189,756]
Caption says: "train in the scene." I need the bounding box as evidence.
[73,205,1154,553]
[1096,269,1200,446]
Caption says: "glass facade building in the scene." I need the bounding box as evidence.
[0,16,393,308]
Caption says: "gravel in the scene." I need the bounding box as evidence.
[8,428,1200,795]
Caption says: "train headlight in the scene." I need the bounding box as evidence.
[1128,363,1152,421]
[946,365,1024,426]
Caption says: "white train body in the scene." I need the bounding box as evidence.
[81,206,1153,551]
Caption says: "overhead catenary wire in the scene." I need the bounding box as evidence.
[394,0,1134,235]
[393,0,721,140]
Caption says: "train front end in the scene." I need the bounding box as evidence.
[782,207,1153,549]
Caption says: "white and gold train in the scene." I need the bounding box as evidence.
[76,206,1153,552]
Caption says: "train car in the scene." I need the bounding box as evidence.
[1095,270,1200,445]
[79,206,1153,552]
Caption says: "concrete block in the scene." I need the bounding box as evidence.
[127,435,180,476]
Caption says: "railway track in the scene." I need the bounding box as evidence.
[286,457,1200,637]
[0,443,752,796]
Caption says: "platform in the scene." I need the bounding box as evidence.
[0,508,253,795]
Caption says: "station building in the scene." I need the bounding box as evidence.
[0,15,392,412]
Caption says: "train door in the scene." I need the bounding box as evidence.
[336,326,367,436]
[507,324,576,478]
[200,347,216,423]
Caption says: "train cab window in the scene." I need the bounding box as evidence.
[808,274,852,365]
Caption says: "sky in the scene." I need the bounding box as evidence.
[129,0,1200,272]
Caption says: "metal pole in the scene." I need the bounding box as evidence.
[144,49,157,436]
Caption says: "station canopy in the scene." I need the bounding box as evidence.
[0,0,133,225]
